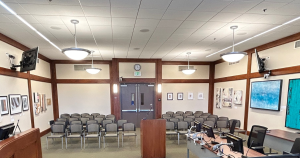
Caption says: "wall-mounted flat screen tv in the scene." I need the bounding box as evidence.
[250,80,282,111]
[286,78,300,130]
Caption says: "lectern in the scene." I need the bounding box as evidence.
[140,119,166,158]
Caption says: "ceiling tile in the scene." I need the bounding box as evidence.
[187,11,217,21]
[157,20,182,28]
[137,9,165,19]
[140,0,171,10]
[246,2,288,14]
[200,22,227,30]
[168,0,203,11]
[162,10,191,20]
[86,17,111,26]
[179,20,205,29]
[80,0,110,7]
[0,14,13,23]
[173,28,197,35]
[33,15,64,24]
[254,15,297,25]
[82,7,111,17]
[112,18,136,27]
[233,14,264,23]
[135,19,159,27]
[111,8,138,18]
[195,0,231,12]
[4,3,29,14]
[221,0,263,13]
[210,13,241,22]
[53,5,85,16]
[110,0,141,8]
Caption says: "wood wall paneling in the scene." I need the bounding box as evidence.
[40,128,51,137]
[214,74,247,83]
[161,79,209,83]
[56,79,110,84]
[0,67,29,79]
[208,63,215,114]
[117,58,158,63]
[27,72,35,128]
[156,59,162,119]
[29,74,52,83]
[111,58,120,120]
[50,62,59,120]
[120,78,156,83]
[162,61,211,65]
[52,60,111,64]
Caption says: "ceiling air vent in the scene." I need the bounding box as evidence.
[295,40,300,48]
[74,65,92,71]
[178,66,194,71]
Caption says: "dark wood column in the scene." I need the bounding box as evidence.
[155,59,162,119]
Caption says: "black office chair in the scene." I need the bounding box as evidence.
[229,119,237,134]
[247,125,268,154]
[284,138,300,154]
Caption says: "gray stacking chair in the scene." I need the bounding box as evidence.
[91,113,100,118]
[86,115,94,120]
[187,116,195,119]
[46,124,66,149]
[61,113,70,117]
[208,114,218,119]
[87,120,98,125]
[214,120,229,134]
[183,113,192,118]
[200,115,209,120]
[175,116,184,121]
[70,120,82,125]
[66,124,84,149]
[95,117,104,127]
[69,118,79,125]
[54,121,66,126]
[81,113,89,118]
[203,120,215,128]
[172,113,181,117]
[163,116,171,121]
[101,120,113,132]
[84,123,101,148]
[166,111,174,117]
[103,123,119,148]
[71,115,81,119]
[169,118,179,129]
[162,114,170,118]
[218,117,229,121]
[166,121,178,143]
[206,118,217,127]
[122,123,137,147]
[80,118,90,126]
[97,115,106,118]
[201,113,211,116]
[229,119,246,134]
[57,118,67,122]
[106,117,115,123]
[71,113,81,117]
[106,114,115,118]
[117,120,128,131]
[195,117,205,124]
[185,111,193,115]
[184,118,194,128]
[194,111,203,115]
[176,111,184,116]
[194,113,202,118]
[177,121,188,145]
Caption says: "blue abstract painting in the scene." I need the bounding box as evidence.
[286,79,300,130]
[250,80,282,111]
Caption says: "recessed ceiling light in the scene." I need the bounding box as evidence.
[50,26,61,30]
[140,29,149,32]
[237,32,247,36]
[133,48,140,50]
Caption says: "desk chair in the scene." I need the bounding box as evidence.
[84,123,100,149]
[229,119,246,134]
[66,124,84,149]
[117,120,128,131]
[218,117,229,121]
[80,118,90,128]
[187,116,195,119]
[103,123,119,148]
[163,117,171,121]
[214,120,229,134]
[57,118,67,122]
[177,121,188,145]
[247,125,268,154]
[86,115,94,120]
[69,118,79,125]
[46,124,66,149]
[176,111,184,116]
[200,116,209,120]
[122,123,137,147]
[71,115,81,119]
[70,120,82,125]
[229,120,237,134]
[208,115,218,120]
[166,122,178,144]
[166,111,174,117]
[71,113,81,118]
[54,121,67,126]
[106,114,115,118]
[60,113,70,117]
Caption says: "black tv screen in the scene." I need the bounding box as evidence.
[20,47,39,72]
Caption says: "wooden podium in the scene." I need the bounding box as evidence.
[140,119,166,158]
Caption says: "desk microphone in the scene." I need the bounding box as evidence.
[212,142,233,151]
[242,140,254,158]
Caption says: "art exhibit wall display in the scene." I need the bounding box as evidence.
[250,80,282,111]
[0,96,9,115]
[167,93,173,100]
[222,88,233,107]
[40,94,47,112]
[34,103,40,115]
[21,95,29,111]
[9,94,22,115]
[177,93,183,100]
[286,78,300,130]
[188,92,193,100]
[198,93,204,100]
[47,98,51,105]
[215,88,221,109]
[33,92,39,103]
[233,90,243,105]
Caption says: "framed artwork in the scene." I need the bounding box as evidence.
[9,94,22,115]
[167,93,173,100]
[198,93,204,100]
[286,78,300,130]
[233,90,243,105]
[0,96,9,115]
[188,92,193,100]
[33,92,39,103]
[222,88,233,107]
[215,88,221,109]
[40,94,46,112]
[21,95,29,111]
[177,93,183,100]
[34,103,40,115]
[250,80,282,111]
[47,98,51,105]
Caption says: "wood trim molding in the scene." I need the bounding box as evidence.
[213,59,225,65]
[214,74,247,83]
[0,67,29,79]
[162,79,209,83]
[116,58,158,63]
[250,65,300,78]
[40,128,51,137]
[156,59,162,119]
[111,58,120,120]
[162,61,211,65]
[52,60,111,64]
[56,79,110,84]
[208,63,215,114]
[50,62,59,120]
[243,49,253,131]
[29,74,51,83]
[120,78,156,83]
[27,72,35,128]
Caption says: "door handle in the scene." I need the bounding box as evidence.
[122,110,137,112]
[139,109,153,112]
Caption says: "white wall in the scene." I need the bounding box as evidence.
[162,65,209,79]
[0,41,23,70]
[56,64,110,79]
[0,75,31,131]
[162,83,209,114]
[31,81,53,132]
[57,84,111,115]
[248,74,300,133]
[119,62,155,78]
[31,59,51,78]
[213,80,247,129]
[215,55,248,79]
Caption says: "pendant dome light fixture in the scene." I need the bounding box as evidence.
[220,26,247,62]
[62,20,91,60]
[86,51,102,74]
[182,52,196,75]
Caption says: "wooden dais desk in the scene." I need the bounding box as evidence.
[187,133,264,158]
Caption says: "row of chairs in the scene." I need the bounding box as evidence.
[60,113,115,120]
[47,122,137,149]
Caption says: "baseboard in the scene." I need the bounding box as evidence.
[40,128,51,137]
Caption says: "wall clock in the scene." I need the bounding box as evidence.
[134,64,141,71]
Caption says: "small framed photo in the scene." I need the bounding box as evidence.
[9,94,22,115]
[33,92,39,103]
[198,93,204,100]
[0,96,9,115]
[188,92,193,100]
[177,93,183,100]
[22,95,29,111]
[34,103,40,115]
[47,98,51,106]
[167,93,173,100]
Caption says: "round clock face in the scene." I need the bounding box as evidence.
[134,64,141,71]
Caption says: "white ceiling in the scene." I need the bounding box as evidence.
[0,0,300,61]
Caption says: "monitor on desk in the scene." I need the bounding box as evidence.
[226,133,244,154]
[203,124,215,139]
[0,123,15,140]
